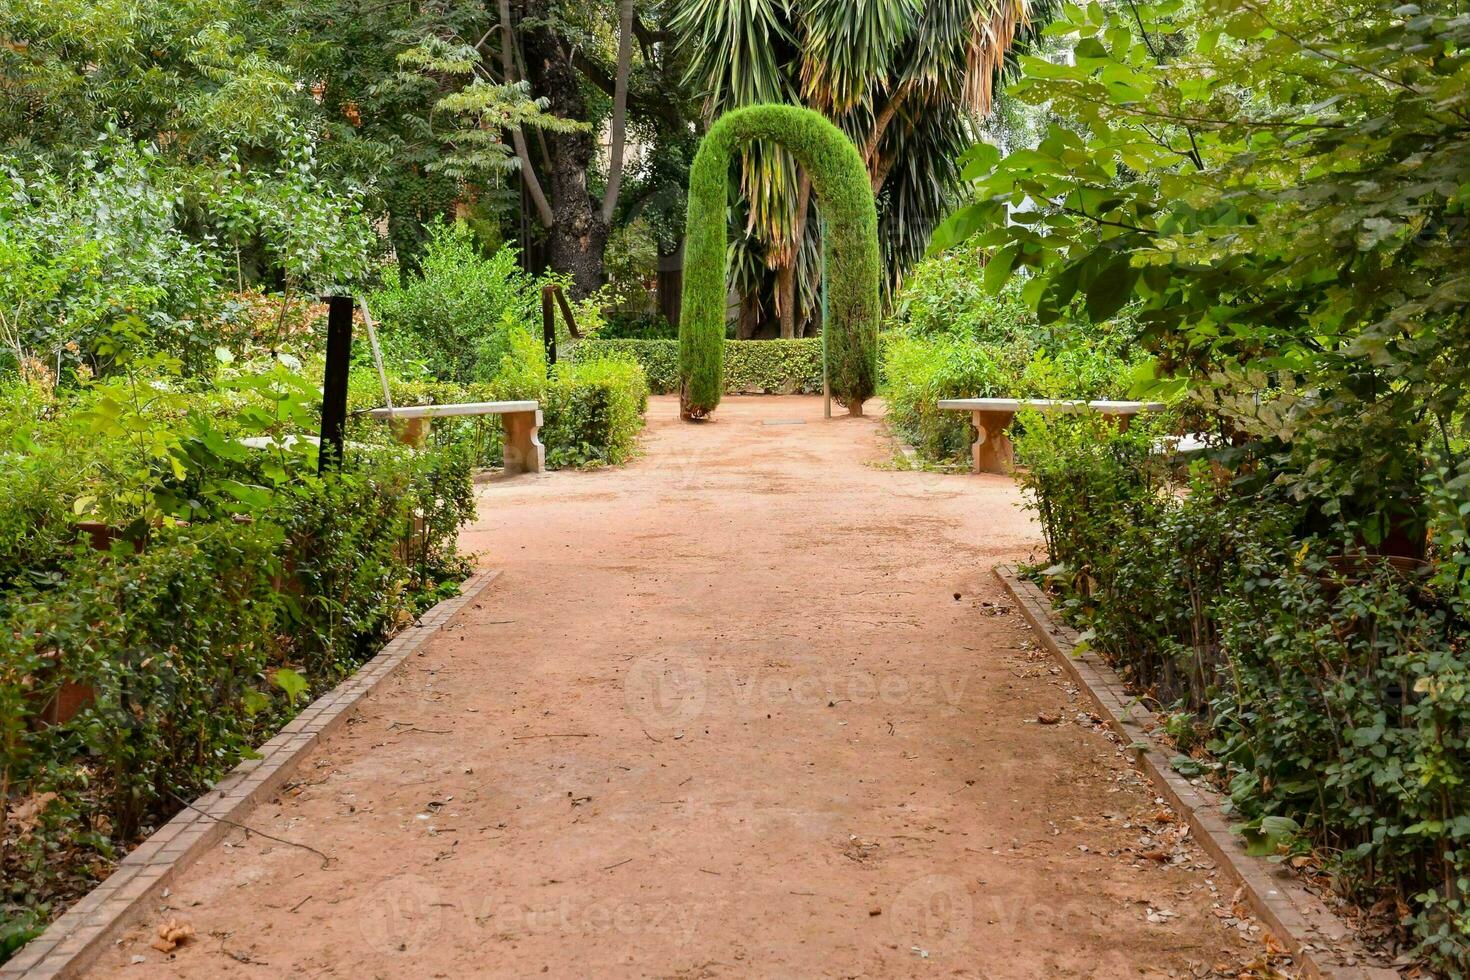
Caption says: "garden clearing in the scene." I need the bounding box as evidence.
[88,395,1275,978]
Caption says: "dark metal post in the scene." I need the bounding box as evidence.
[820,219,831,419]
[319,295,353,474]
[541,285,557,365]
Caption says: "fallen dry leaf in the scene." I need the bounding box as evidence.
[7,791,58,836]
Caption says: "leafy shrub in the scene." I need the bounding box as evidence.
[1016,418,1470,967]
[882,336,1004,463]
[0,138,373,382]
[881,246,1138,465]
[349,329,649,471]
[601,311,676,340]
[369,221,540,384]
[536,359,649,468]
[882,334,1131,465]
[0,147,220,378]
[0,364,473,959]
[890,250,1041,345]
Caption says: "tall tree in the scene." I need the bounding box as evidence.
[498,0,698,296]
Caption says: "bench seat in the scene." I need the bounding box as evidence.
[365,401,544,475]
[937,398,1166,474]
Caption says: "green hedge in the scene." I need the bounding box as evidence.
[1015,416,1470,968]
[680,105,879,417]
[575,338,827,396]
[533,359,649,468]
[0,435,472,958]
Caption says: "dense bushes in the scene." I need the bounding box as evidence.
[680,105,880,417]
[0,370,473,959]
[576,338,826,396]
[368,222,542,384]
[882,336,1005,462]
[353,220,647,469]
[1017,417,1470,967]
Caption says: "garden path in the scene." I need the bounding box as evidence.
[89,395,1272,978]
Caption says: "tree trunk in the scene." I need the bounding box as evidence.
[776,171,813,339]
[737,290,759,340]
[657,244,684,330]
[497,0,554,229]
[521,9,609,297]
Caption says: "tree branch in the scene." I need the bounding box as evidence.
[864,93,905,180]
[1124,0,1204,170]
[498,0,554,228]
[571,49,684,129]
[601,0,634,223]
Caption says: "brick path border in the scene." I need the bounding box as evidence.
[994,564,1398,980]
[1,568,503,980]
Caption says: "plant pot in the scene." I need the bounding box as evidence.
[28,648,95,728]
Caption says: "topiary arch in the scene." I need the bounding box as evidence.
[678,104,880,420]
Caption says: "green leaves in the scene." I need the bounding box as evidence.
[1241,815,1302,857]
[270,667,309,707]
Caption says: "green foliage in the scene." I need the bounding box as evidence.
[956,6,1470,961]
[346,331,649,472]
[369,222,541,385]
[577,338,830,396]
[537,359,649,468]
[0,147,219,377]
[936,0,1470,575]
[395,44,586,184]
[880,253,1136,465]
[601,313,676,341]
[680,104,880,417]
[0,0,302,165]
[0,361,473,952]
[1016,417,1470,967]
[882,336,1005,463]
[0,136,373,380]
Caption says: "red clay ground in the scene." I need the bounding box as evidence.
[88,395,1280,978]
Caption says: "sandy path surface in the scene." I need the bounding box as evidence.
[88,394,1267,978]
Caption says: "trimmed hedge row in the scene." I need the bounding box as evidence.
[1016,416,1470,968]
[1,435,472,957]
[574,339,826,396]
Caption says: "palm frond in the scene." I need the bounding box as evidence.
[798,0,919,114]
[673,0,798,114]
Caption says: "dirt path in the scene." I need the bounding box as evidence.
[90,395,1269,978]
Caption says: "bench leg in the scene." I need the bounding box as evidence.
[502,409,545,475]
[970,410,1016,474]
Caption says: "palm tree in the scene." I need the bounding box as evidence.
[672,0,1051,336]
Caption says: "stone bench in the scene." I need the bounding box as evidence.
[936,398,1165,474]
[366,401,545,475]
